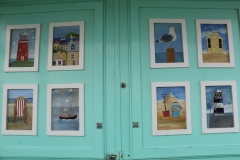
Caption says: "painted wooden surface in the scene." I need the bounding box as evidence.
[0,0,240,159]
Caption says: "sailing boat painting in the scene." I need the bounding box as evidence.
[47,84,84,136]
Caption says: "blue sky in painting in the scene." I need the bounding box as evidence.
[154,23,183,52]
[205,86,232,105]
[10,28,36,59]
[201,24,229,53]
[8,89,33,99]
[53,26,80,38]
[156,86,185,101]
[52,88,79,107]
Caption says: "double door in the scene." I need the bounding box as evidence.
[0,0,240,160]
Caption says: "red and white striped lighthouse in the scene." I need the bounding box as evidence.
[16,32,28,61]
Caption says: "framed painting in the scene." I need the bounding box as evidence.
[4,24,40,72]
[196,19,234,67]
[149,19,189,68]
[48,21,84,71]
[47,84,84,136]
[151,82,191,135]
[200,81,239,133]
[1,84,38,135]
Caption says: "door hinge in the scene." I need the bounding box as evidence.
[107,152,123,160]
[119,152,123,159]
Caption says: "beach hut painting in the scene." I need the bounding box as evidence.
[151,82,191,135]
[2,85,38,135]
[47,84,84,136]
[149,19,189,68]
[48,21,84,71]
[196,19,234,67]
[201,81,239,133]
[4,24,40,72]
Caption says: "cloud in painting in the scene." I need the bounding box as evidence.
[201,28,227,38]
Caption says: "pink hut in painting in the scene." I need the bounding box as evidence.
[16,32,29,61]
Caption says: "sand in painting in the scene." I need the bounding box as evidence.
[202,54,230,63]
[157,100,186,130]
[7,103,33,130]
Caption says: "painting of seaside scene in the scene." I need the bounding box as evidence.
[205,86,233,128]
[9,28,36,67]
[6,89,33,130]
[156,86,186,130]
[200,24,230,63]
[52,25,80,66]
[154,23,184,63]
[51,88,79,131]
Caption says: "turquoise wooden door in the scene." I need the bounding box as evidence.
[129,1,240,159]
[0,1,105,159]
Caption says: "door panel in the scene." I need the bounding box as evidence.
[130,1,240,159]
[0,2,104,159]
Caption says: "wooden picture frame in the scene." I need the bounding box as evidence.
[149,19,189,68]
[47,84,84,136]
[196,19,234,67]
[4,24,41,72]
[200,81,239,133]
[48,21,84,71]
[2,84,38,135]
[151,82,191,135]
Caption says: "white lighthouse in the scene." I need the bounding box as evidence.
[213,89,224,116]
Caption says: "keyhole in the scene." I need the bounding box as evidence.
[121,83,126,88]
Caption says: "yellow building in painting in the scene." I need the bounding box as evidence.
[206,30,224,54]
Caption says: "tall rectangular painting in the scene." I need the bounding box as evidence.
[48,21,84,71]
[201,81,239,133]
[2,85,38,135]
[196,19,234,67]
[4,24,40,72]
[47,84,84,136]
[149,19,189,68]
[151,82,191,135]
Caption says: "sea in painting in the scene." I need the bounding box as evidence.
[51,106,79,131]
[205,86,234,128]
[51,88,80,131]
[7,89,33,130]
[154,23,184,63]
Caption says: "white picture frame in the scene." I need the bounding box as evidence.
[47,83,84,136]
[149,19,189,68]
[196,19,235,67]
[2,84,38,135]
[48,21,84,71]
[200,81,239,133]
[4,24,41,72]
[151,82,191,135]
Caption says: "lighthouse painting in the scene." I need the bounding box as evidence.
[4,24,40,72]
[201,81,239,133]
